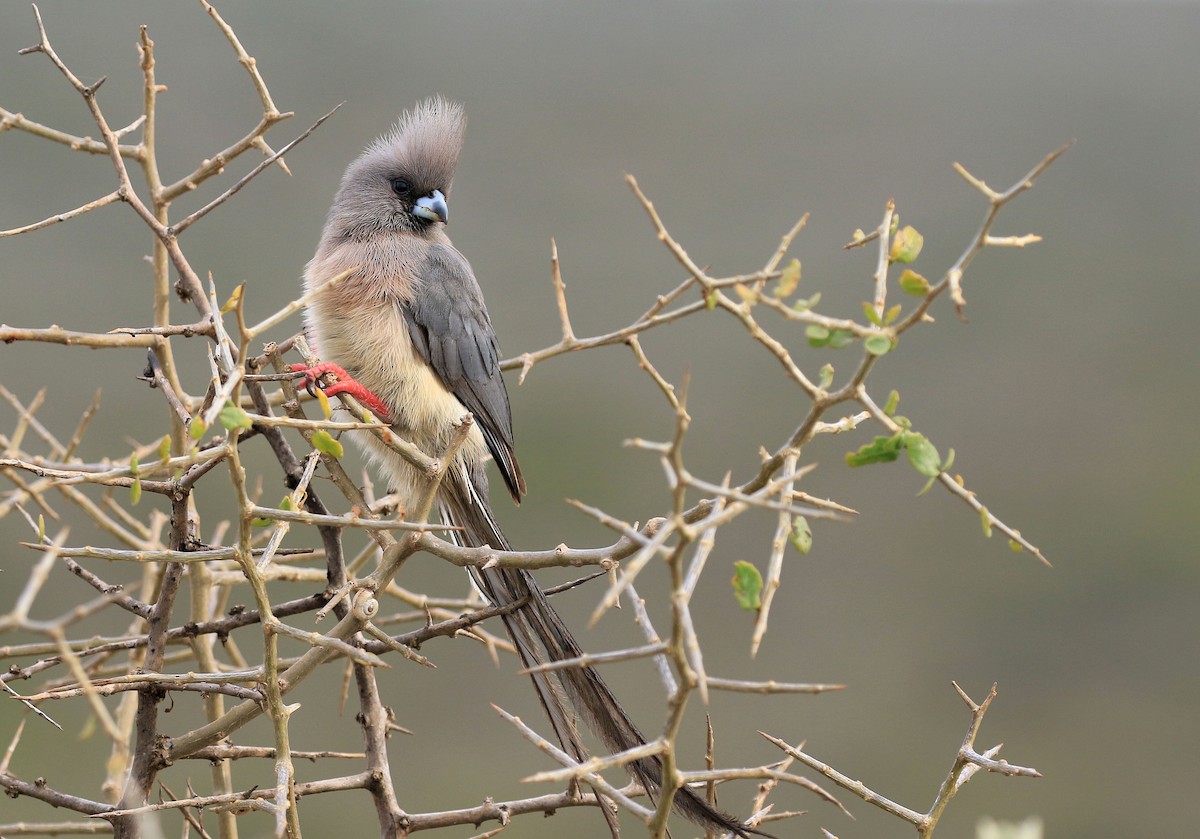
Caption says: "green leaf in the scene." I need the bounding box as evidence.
[980,506,993,538]
[827,329,855,349]
[845,434,904,467]
[789,516,813,555]
[884,303,902,326]
[129,454,142,506]
[864,334,892,356]
[792,291,821,311]
[903,431,942,477]
[219,401,253,432]
[774,258,801,298]
[1009,539,1023,553]
[705,289,718,310]
[883,390,900,416]
[818,363,835,390]
[157,434,172,464]
[312,430,344,458]
[251,516,273,527]
[862,301,883,326]
[189,417,207,441]
[731,561,764,611]
[899,269,930,297]
[890,225,924,264]
[280,495,296,512]
[805,324,831,346]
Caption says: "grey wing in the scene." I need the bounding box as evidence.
[403,243,526,502]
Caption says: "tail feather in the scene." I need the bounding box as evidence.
[443,475,767,838]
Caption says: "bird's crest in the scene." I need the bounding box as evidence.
[370,96,465,195]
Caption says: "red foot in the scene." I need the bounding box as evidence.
[291,362,392,421]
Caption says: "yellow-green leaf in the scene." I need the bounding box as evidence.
[705,289,718,310]
[157,434,172,464]
[219,401,253,431]
[789,516,813,555]
[890,225,924,264]
[731,560,764,611]
[980,506,993,538]
[734,282,758,305]
[818,363,835,390]
[774,258,801,298]
[884,303,902,325]
[315,387,332,419]
[862,301,883,326]
[280,495,296,512]
[898,269,930,296]
[312,430,344,458]
[130,475,142,506]
[883,390,900,416]
[189,418,207,441]
[220,283,244,315]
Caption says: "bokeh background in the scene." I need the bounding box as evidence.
[2,2,1197,837]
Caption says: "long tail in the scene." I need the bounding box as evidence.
[444,480,766,838]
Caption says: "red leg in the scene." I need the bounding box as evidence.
[291,362,392,421]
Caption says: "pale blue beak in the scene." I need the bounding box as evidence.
[414,189,448,224]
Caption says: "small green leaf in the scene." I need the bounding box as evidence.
[846,434,904,467]
[189,417,207,441]
[899,269,930,297]
[280,495,296,512]
[890,225,924,264]
[827,329,855,349]
[818,363,835,390]
[980,506,993,538]
[806,324,831,346]
[884,303,902,325]
[157,434,172,464]
[883,390,900,416]
[312,430,344,458]
[219,401,253,432]
[705,289,718,310]
[129,454,142,506]
[864,334,892,356]
[731,561,764,611]
[862,301,883,327]
[251,515,273,527]
[789,516,813,555]
[774,258,801,298]
[903,431,942,477]
[1009,539,1022,553]
[792,291,821,311]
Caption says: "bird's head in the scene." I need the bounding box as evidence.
[327,97,465,239]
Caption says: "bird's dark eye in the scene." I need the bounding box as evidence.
[390,177,411,196]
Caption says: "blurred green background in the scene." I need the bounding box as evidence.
[1,2,1197,837]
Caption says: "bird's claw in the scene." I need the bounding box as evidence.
[290,362,393,422]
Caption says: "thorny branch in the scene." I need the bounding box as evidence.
[0,4,1052,838]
